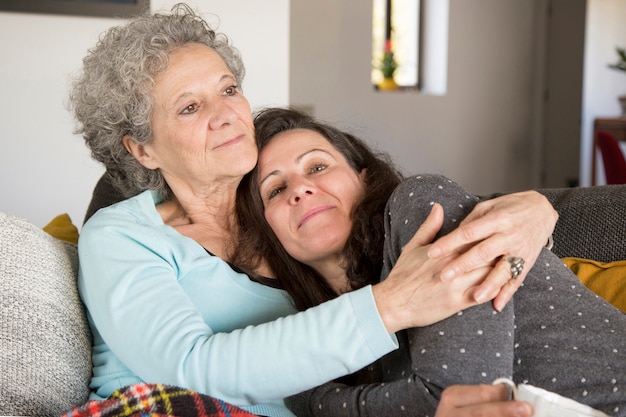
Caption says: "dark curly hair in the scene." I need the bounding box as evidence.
[235,108,404,311]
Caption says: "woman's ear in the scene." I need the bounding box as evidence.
[123,134,159,169]
[358,168,367,182]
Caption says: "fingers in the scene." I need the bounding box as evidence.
[493,278,520,313]
[427,201,500,260]
[429,190,556,263]
[469,257,515,305]
[439,399,532,417]
[436,233,504,282]
[442,384,510,406]
[430,191,554,284]
[436,385,533,417]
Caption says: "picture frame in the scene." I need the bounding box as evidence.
[0,0,149,18]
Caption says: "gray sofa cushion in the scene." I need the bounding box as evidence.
[0,212,91,416]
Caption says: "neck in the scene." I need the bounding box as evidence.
[158,181,240,260]
[312,257,351,295]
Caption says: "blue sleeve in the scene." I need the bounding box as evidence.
[78,200,398,408]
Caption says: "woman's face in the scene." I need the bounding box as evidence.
[134,43,257,191]
[257,129,366,270]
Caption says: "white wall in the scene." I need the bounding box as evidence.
[581,0,626,186]
[0,0,288,229]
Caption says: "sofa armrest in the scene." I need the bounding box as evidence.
[0,212,92,416]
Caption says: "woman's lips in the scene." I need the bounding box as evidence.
[213,134,244,149]
[298,205,334,228]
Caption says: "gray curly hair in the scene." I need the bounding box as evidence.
[70,3,245,199]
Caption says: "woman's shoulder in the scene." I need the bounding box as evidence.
[80,190,163,245]
[387,174,479,216]
[392,174,469,198]
[85,190,160,227]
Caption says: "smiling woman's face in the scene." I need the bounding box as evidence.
[257,128,366,271]
[127,43,257,191]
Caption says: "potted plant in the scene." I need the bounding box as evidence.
[377,39,398,91]
[608,46,626,115]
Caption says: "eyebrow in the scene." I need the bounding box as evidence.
[169,74,237,110]
[259,147,334,187]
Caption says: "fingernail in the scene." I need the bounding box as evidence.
[428,246,441,258]
[474,288,488,303]
[514,402,533,417]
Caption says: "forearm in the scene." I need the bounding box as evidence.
[287,300,516,417]
[79,207,398,406]
[286,378,440,417]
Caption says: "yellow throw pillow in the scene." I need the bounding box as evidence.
[43,213,79,245]
[562,257,626,313]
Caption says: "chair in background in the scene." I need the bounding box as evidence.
[596,130,626,184]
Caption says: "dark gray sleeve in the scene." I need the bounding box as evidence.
[287,174,516,417]
[380,174,516,411]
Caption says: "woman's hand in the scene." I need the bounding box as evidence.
[435,385,533,417]
[373,204,496,333]
[427,191,558,311]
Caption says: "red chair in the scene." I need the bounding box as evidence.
[596,130,626,184]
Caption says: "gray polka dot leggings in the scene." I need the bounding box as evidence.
[286,174,625,417]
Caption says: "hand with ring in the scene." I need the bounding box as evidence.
[428,190,558,311]
[507,256,525,280]
[435,384,533,417]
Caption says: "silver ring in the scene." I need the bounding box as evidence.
[506,256,525,279]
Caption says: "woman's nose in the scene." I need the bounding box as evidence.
[290,184,314,204]
[208,101,237,129]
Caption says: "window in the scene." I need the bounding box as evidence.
[372,0,448,94]
[372,0,420,89]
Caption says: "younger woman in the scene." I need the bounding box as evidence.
[236,107,626,417]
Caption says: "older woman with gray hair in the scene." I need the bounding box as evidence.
[72,4,557,417]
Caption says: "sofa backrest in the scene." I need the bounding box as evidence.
[538,184,626,263]
[0,212,92,416]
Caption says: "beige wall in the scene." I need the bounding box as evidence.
[289,0,626,192]
[0,0,289,228]
[2,0,625,228]
[290,0,545,195]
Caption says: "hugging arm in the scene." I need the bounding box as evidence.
[78,205,399,408]
[286,175,515,417]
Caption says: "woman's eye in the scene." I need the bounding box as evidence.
[267,186,285,200]
[180,103,198,114]
[309,163,328,174]
[224,85,239,96]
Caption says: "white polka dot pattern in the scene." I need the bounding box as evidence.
[292,175,626,417]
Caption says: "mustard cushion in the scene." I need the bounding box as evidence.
[43,213,79,245]
[562,257,626,313]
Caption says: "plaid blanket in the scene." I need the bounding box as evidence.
[62,383,259,417]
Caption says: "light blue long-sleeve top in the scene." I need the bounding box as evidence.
[77,190,398,417]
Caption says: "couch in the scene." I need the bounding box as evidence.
[1,184,625,417]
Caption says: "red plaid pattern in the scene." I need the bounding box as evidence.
[62,383,259,417]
